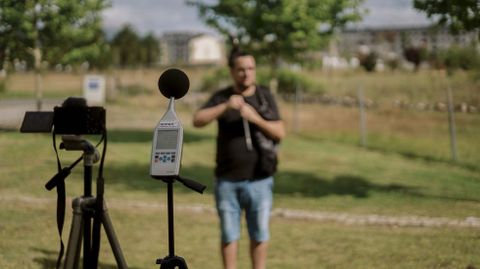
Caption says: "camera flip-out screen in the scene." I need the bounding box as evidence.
[20,111,54,133]
[20,97,106,135]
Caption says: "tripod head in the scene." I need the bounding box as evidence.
[60,135,99,157]
[44,135,101,191]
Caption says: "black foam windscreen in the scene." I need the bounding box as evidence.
[157,68,189,99]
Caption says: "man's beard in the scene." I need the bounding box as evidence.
[235,81,254,92]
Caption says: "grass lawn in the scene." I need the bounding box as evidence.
[1,69,480,268]
[1,199,479,269]
[1,119,479,268]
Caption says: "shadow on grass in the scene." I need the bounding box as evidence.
[276,170,480,202]
[398,150,479,173]
[105,162,424,199]
[108,129,214,144]
[99,161,480,202]
[366,145,480,173]
[31,247,142,269]
[275,171,418,198]
[104,163,215,194]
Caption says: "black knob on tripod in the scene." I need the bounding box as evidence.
[156,255,188,269]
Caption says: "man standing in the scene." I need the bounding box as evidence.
[192,48,285,269]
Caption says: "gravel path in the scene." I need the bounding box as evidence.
[2,195,479,229]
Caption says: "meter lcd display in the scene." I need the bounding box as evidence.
[156,130,178,150]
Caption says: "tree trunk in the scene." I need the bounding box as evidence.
[34,47,43,111]
[32,0,43,111]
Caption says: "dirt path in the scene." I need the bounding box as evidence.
[2,195,479,229]
[0,99,63,129]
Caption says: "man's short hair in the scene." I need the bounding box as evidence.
[228,47,253,69]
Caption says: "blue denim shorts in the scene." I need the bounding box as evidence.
[215,177,273,243]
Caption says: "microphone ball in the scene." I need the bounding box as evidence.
[158,68,189,99]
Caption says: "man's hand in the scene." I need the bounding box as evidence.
[240,103,262,124]
[241,103,285,142]
[227,94,245,110]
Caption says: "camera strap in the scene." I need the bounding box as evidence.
[47,131,106,268]
[90,131,107,268]
[51,133,66,269]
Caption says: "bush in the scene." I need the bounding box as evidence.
[0,80,5,94]
[119,84,150,96]
[404,47,428,70]
[257,68,319,94]
[197,67,320,94]
[359,52,378,72]
[197,68,230,92]
[433,45,480,71]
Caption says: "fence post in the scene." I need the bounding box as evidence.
[446,84,458,162]
[292,83,302,133]
[358,86,367,147]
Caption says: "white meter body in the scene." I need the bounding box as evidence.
[150,98,183,179]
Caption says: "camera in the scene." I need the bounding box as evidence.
[21,97,106,135]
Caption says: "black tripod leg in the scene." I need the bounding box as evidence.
[63,199,84,269]
[83,212,92,269]
[102,206,128,269]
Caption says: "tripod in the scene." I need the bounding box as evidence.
[155,177,206,269]
[48,136,128,269]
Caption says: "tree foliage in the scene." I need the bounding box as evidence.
[359,51,377,72]
[187,0,365,68]
[437,45,480,70]
[0,0,111,70]
[403,47,427,71]
[110,25,160,68]
[413,0,480,35]
[140,33,161,67]
[111,25,141,67]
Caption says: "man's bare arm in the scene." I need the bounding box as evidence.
[193,95,246,127]
[192,102,228,127]
[240,104,285,142]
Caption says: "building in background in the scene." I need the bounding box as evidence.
[160,32,224,66]
[160,27,478,70]
[339,25,478,57]
[323,25,479,70]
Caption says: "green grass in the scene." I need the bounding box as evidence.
[1,69,480,268]
[1,124,480,268]
[1,202,479,269]
[293,105,480,170]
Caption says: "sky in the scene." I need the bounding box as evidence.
[102,0,433,37]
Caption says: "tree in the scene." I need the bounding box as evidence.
[403,46,427,71]
[0,0,111,109]
[359,51,377,72]
[413,0,480,36]
[140,33,161,67]
[111,25,142,67]
[0,0,111,68]
[187,0,365,71]
[110,26,160,68]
